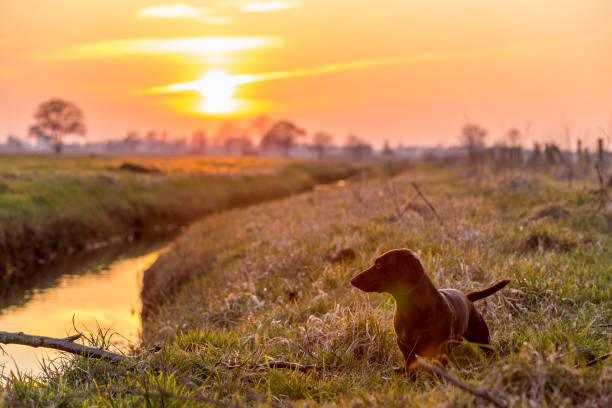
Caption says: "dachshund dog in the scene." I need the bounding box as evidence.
[350,249,510,369]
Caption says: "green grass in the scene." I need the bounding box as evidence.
[2,163,611,407]
[0,155,379,288]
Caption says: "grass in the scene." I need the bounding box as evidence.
[0,154,380,289]
[2,163,611,407]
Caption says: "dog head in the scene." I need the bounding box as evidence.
[350,249,426,296]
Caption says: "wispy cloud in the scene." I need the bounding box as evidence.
[138,3,202,18]
[136,1,302,23]
[245,54,444,83]
[137,3,232,24]
[45,37,283,59]
[142,53,445,95]
[240,1,302,13]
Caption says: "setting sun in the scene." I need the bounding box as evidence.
[195,70,237,114]
[1,0,612,142]
[196,71,236,100]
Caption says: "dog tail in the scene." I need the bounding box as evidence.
[467,279,511,302]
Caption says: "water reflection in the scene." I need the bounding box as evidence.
[0,235,173,377]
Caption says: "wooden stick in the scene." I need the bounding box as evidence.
[394,192,419,221]
[415,356,507,408]
[586,351,612,367]
[574,351,612,368]
[411,183,445,227]
[61,334,83,342]
[0,330,135,362]
[263,360,318,373]
[594,163,610,211]
[218,359,318,373]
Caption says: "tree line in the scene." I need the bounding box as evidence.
[14,99,377,159]
[7,99,611,171]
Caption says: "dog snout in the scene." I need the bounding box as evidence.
[350,267,379,292]
[350,275,362,288]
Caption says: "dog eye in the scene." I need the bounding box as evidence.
[375,263,382,270]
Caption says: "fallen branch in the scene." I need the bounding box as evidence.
[575,351,612,368]
[411,183,447,230]
[0,330,135,362]
[415,356,507,408]
[264,360,318,372]
[394,192,420,221]
[218,359,318,373]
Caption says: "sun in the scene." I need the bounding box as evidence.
[144,69,260,115]
[191,70,237,114]
[195,70,236,100]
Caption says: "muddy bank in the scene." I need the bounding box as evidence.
[139,162,408,322]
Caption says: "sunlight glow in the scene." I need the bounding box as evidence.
[141,54,444,115]
[139,54,449,115]
[142,70,256,114]
[156,70,259,114]
[197,70,236,101]
[195,70,236,114]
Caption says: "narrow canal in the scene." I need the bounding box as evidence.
[0,234,175,377]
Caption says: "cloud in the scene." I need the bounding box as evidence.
[240,1,302,13]
[138,3,202,18]
[137,3,232,24]
[142,53,446,95]
[45,37,283,59]
[246,53,445,83]
[136,2,302,24]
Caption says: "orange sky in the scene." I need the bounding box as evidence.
[1,0,611,147]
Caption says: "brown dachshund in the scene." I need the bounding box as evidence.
[350,248,510,369]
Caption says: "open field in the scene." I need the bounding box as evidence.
[0,155,380,289]
[2,163,611,407]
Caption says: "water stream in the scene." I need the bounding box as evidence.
[0,234,175,377]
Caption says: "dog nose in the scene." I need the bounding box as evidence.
[350,276,360,287]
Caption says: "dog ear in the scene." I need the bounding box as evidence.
[386,252,398,266]
[393,250,425,295]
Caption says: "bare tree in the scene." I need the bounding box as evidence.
[28,99,86,153]
[248,114,270,144]
[145,130,158,143]
[215,121,241,147]
[224,133,254,156]
[312,131,333,158]
[260,120,306,157]
[382,139,394,157]
[6,135,23,149]
[122,131,141,151]
[461,123,487,162]
[507,128,521,147]
[344,134,373,159]
[505,128,523,164]
[191,130,207,154]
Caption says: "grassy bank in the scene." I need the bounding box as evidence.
[0,155,379,289]
[2,164,611,407]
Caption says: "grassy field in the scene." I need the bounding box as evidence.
[2,163,611,407]
[0,155,376,288]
